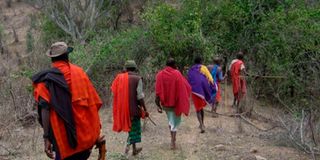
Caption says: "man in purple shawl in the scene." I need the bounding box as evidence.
[188,56,215,133]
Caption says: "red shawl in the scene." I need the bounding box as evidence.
[111,72,131,132]
[155,67,191,116]
[230,60,247,99]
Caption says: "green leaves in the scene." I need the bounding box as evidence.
[143,1,211,68]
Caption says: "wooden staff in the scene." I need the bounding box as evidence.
[240,75,287,79]
[224,60,228,108]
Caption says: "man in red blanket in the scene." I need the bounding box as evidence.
[155,58,191,149]
[111,60,148,156]
[229,52,248,108]
[32,42,103,160]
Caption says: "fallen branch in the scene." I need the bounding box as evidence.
[240,115,279,132]
[203,109,248,117]
[277,116,320,155]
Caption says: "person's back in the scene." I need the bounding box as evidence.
[32,42,103,160]
[128,72,143,117]
[229,52,247,107]
[155,66,180,107]
[111,60,147,156]
[155,58,191,149]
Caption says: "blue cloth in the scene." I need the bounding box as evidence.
[211,64,223,83]
[210,64,223,100]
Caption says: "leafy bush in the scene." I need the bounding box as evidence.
[257,6,320,111]
[143,1,214,69]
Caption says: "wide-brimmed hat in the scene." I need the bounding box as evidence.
[124,60,137,69]
[46,42,73,57]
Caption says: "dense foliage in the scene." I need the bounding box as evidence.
[36,0,319,113]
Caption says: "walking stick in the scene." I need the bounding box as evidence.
[224,60,228,109]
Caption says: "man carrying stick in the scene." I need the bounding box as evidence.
[155,58,191,149]
[111,60,148,156]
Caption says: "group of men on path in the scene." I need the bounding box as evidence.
[32,42,248,159]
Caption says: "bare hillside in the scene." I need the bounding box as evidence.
[0,0,39,77]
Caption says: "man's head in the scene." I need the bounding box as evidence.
[166,58,176,68]
[125,60,137,72]
[46,42,73,62]
[194,56,203,64]
[213,56,222,65]
[236,51,244,60]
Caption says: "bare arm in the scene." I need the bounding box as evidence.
[155,96,163,113]
[38,97,54,159]
[38,97,50,138]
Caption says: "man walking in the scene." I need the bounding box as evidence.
[188,56,215,133]
[208,57,225,117]
[229,52,247,109]
[111,60,148,156]
[32,42,104,160]
[155,58,191,149]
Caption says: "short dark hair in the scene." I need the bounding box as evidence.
[194,56,202,64]
[166,58,176,67]
[213,57,222,65]
[51,53,69,62]
[126,67,136,72]
[236,52,244,60]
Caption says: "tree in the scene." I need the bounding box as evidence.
[35,0,110,41]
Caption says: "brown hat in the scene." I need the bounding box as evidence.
[46,42,73,57]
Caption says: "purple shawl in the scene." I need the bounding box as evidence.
[187,64,214,104]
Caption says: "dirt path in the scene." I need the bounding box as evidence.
[0,85,309,160]
[95,85,310,160]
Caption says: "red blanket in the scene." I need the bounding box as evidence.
[111,72,131,132]
[230,60,246,100]
[156,67,191,116]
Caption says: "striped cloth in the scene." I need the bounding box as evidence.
[127,117,142,145]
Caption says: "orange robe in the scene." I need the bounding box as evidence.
[230,60,247,100]
[33,61,102,159]
[111,72,131,132]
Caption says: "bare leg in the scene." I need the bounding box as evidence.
[124,144,130,155]
[170,131,177,150]
[197,110,205,133]
[201,109,205,129]
[132,143,142,156]
[232,97,237,107]
[212,103,218,117]
[196,111,202,128]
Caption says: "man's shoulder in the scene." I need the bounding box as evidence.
[70,63,85,72]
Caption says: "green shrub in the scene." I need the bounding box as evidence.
[26,29,34,53]
[143,1,214,69]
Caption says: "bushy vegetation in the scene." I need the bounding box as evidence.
[36,0,319,114]
[0,0,318,157]
[29,0,320,110]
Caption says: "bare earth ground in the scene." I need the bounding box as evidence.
[0,1,39,76]
[0,85,311,160]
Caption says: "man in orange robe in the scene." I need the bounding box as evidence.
[32,42,103,160]
[229,52,247,108]
[111,60,148,156]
